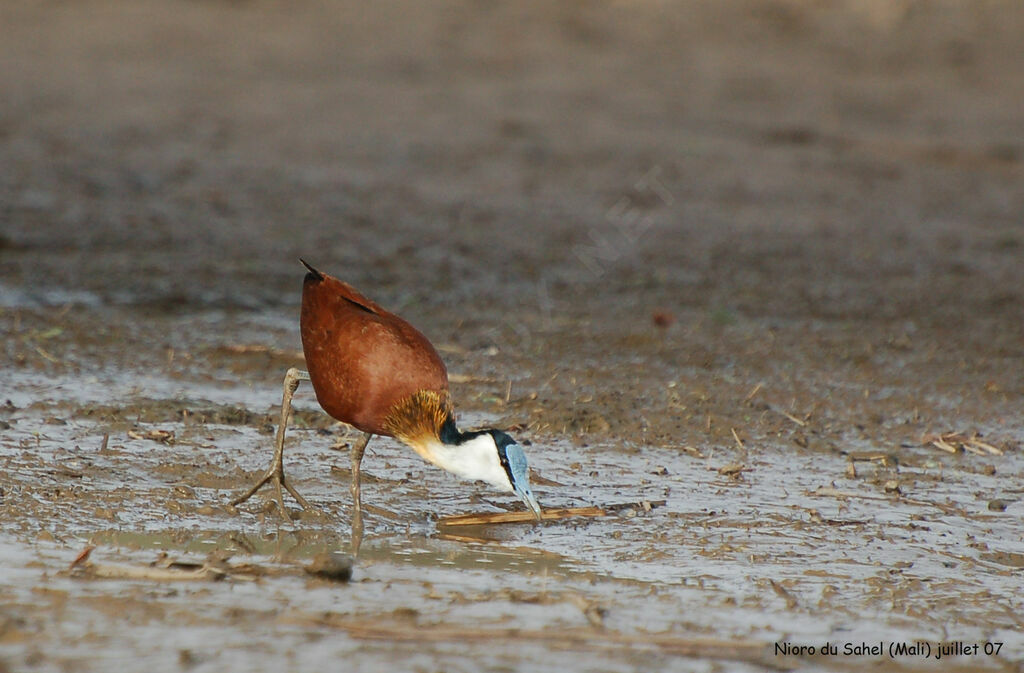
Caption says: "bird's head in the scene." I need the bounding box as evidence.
[483,429,542,520]
[417,421,542,519]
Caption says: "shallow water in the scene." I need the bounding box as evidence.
[2,368,1022,672]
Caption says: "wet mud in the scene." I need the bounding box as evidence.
[2,1,1024,671]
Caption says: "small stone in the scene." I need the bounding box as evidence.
[988,499,1010,512]
[306,552,354,583]
[718,463,745,477]
[652,311,674,328]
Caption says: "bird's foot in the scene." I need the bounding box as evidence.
[230,464,314,518]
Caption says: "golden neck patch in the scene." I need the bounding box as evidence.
[381,390,453,448]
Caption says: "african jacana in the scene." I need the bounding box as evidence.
[231,260,541,541]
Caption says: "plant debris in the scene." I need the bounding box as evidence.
[438,506,606,526]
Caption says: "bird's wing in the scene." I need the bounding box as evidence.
[332,279,387,315]
[301,258,387,315]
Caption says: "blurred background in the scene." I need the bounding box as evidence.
[2,0,1022,443]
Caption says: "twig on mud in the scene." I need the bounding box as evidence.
[716,463,747,479]
[602,499,666,513]
[929,436,958,454]
[910,546,1011,574]
[221,344,304,360]
[34,345,60,364]
[845,452,898,468]
[66,548,268,582]
[730,428,745,450]
[922,431,1005,456]
[772,408,807,427]
[434,342,469,355]
[681,445,706,459]
[768,579,799,609]
[448,373,500,383]
[70,546,95,569]
[563,592,609,628]
[529,469,566,487]
[280,613,775,666]
[810,485,963,515]
[457,590,608,628]
[359,502,403,520]
[127,429,175,444]
[439,506,606,526]
[75,561,234,582]
[965,437,1003,456]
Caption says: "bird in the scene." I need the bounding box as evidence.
[231,260,541,548]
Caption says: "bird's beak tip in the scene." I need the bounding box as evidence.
[523,491,543,521]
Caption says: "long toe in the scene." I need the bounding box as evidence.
[229,466,315,516]
[229,467,277,507]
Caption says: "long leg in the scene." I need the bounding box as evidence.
[230,367,312,516]
[349,432,372,556]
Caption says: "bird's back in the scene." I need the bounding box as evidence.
[299,267,449,435]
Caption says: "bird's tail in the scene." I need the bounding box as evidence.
[299,258,324,281]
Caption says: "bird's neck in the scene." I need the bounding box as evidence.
[383,390,511,491]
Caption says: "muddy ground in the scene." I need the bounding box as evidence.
[2,1,1023,671]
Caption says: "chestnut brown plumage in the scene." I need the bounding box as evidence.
[231,260,541,554]
[300,265,451,439]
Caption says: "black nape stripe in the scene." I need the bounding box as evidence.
[438,422,516,485]
[440,416,486,446]
[439,419,518,485]
[439,416,463,445]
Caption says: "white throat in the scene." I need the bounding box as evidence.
[407,434,513,493]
